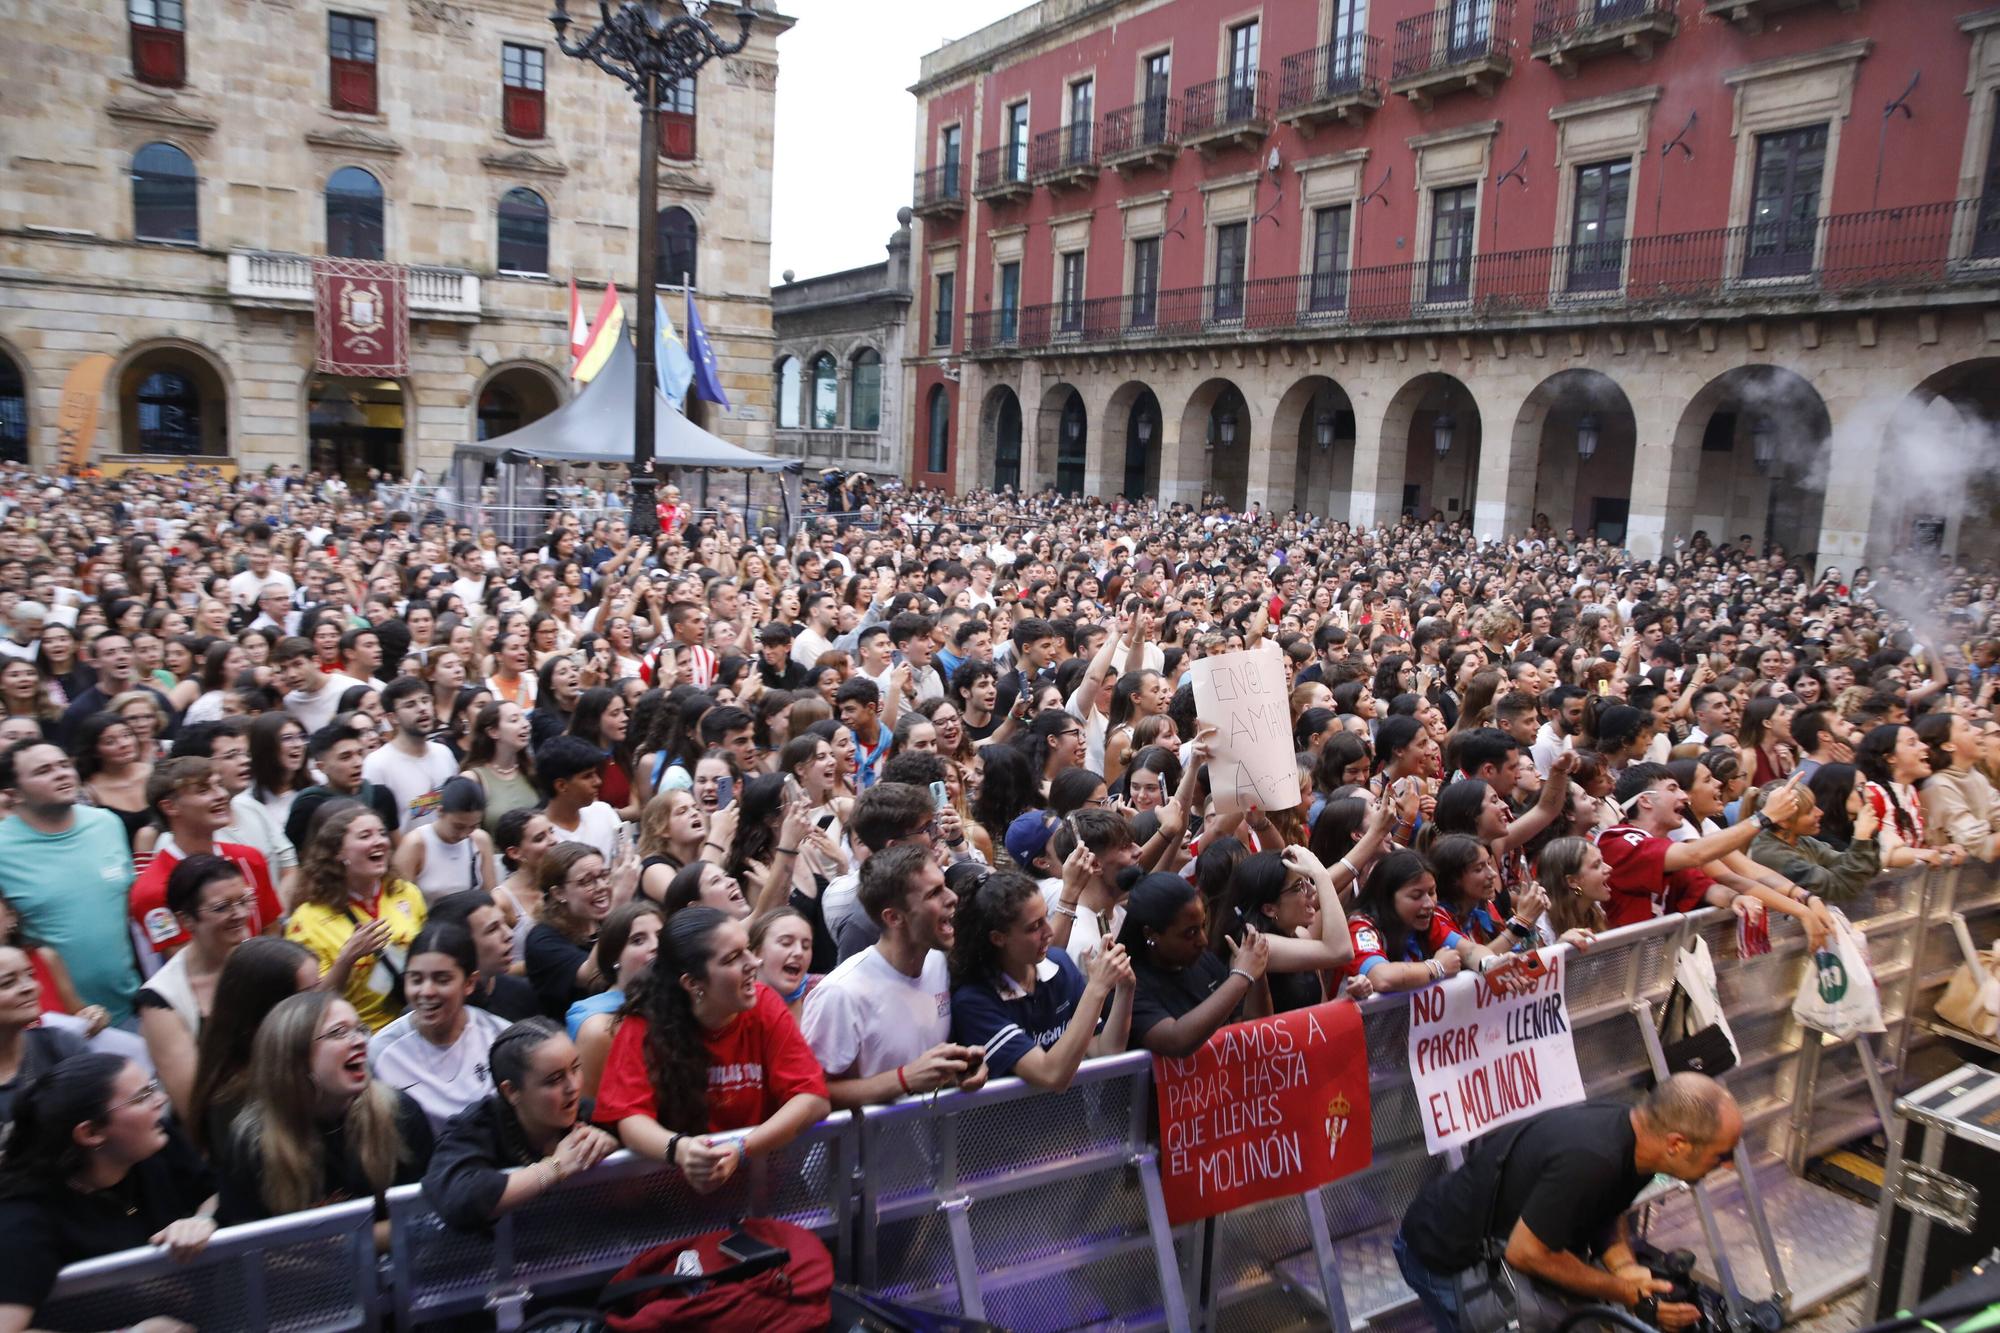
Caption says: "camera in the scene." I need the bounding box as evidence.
[1634,1248,1780,1333]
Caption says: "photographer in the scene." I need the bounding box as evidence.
[1393,1073,1741,1332]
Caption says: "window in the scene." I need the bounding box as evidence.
[809,354,838,429]
[0,356,25,464]
[1448,0,1494,59]
[776,356,801,429]
[496,187,548,275]
[136,370,202,454]
[325,166,384,260]
[1058,251,1085,332]
[129,0,185,87]
[1212,221,1247,321]
[657,206,697,287]
[661,75,696,160]
[132,142,198,244]
[1006,103,1030,183]
[1567,160,1630,292]
[1309,204,1351,312]
[1067,79,1094,163]
[927,385,950,473]
[850,349,881,432]
[1744,123,1827,279]
[1228,20,1260,120]
[1333,0,1368,82]
[1130,236,1160,326]
[1143,52,1171,142]
[328,14,377,114]
[1978,93,2000,260]
[502,44,545,138]
[1427,184,1477,302]
[940,126,962,195]
[932,272,955,347]
[998,261,1021,342]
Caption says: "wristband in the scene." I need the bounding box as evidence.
[777,846,800,855]
[1337,857,1360,881]
[664,1133,685,1167]
[1050,902,1078,920]
[1228,967,1256,986]
[895,1064,911,1095]
[1506,918,1532,935]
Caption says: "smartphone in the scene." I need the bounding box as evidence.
[716,775,735,809]
[715,1228,788,1274]
[783,774,803,805]
[929,779,950,811]
[1514,950,1549,979]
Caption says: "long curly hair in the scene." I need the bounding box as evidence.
[947,865,1038,990]
[626,906,731,1134]
[297,800,384,910]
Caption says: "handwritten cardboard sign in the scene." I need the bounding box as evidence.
[1406,950,1586,1154]
[1189,644,1298,812]
[1154,1000,1371,1225]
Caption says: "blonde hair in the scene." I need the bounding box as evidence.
[637,788,697,861]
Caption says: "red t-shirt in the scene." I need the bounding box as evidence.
[128,840,282,974]
[1346,906,1463,980]
[1595,825,1715,928]
[594,984,828,1134]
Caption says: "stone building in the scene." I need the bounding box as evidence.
[907,0,2000,564]
[0,0,791,482]
[771,210,914,478]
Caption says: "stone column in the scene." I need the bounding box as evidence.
[1624,380,1703,563]
[1471,379,1537,544]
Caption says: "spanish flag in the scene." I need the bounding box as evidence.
[567,278,590,378]
[573,284,624,384]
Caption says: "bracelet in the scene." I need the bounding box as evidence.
[1337,857,1360,881]
[1228,967,1256,986]
[1428,960,1444,981]
[1507,918,1532,935]
[895,1064,911,1095]
[777,846,800,855]
[664,1133,684,1167]
[1050,902,1078,920]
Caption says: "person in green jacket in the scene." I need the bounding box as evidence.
[1746,775,1882,906]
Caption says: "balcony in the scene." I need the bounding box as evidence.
[1029,122,1099,190]
[960,196,2000,357]
[1180,71,1271,156]
[1391,1,1515,109]
[1532,0,1677,72]
[225,250,481,318]
[1703,0,1859,33]
[1100,97,1180,173]
[911,163,965,221]
[774,428,885,467]
[973,144,1032,204]
[1277,36,1385,134]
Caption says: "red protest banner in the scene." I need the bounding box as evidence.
[1154,999,1371,1226]
[313,257,408,377]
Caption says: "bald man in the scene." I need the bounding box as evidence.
[1394,1073,1742,1332]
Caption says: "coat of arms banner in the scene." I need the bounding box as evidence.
[313,257,409,376]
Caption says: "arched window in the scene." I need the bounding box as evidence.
[850,348,882,432]
[136,369,202,454]
[657,206,697,288]
[809,354,838,430]
[776,356,802,429]
[132,142,198,244]
[326,166,384,260]
[0,354,26,463]
[496,187,549,275]
[927,384,950,474]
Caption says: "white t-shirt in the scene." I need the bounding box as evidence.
[362,740,460,833]
[284,672,365,733]
[799,945,950,1082]
[548,801,622,863]
[1042,879,1123,963]
[368,1005,510,1132]
[229,568,295,607]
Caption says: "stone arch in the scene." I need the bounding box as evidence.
[1672,365,1830,559]
[1876,358,2000,560]
[1175,377,1258,511]
[1105,379,1162,500]
[0,337,33,464]
[1513,369,1638,545]
[113,337,233,460]
[1380,371,1481,526]
[300,367,412,486]
[1274,375,1356,521]
[1034,381,1086,495]
[470,359,565,443]
[980,382,1024,493]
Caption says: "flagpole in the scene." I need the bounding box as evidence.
[631,71,661,541]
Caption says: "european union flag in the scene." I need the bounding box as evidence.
[685,289,732,409]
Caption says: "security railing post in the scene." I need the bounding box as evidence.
[1302,1188,1355,1333]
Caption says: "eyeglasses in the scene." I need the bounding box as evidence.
[315,1022,369,1044]
[198,894,259,919]
[569,870,612,890]
[108,1079,166,1112]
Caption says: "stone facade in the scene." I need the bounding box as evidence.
[0,0,791,481]
[771,211,913,479]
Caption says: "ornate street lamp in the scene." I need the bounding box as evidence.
[1433,411,1456,457]
[548,0,753,537]
[1218,408,1238,447]
[1750,416,1776,472]
[1315,408,1335,449]
[1136,412,1154,446]
[1576,413,1600,462]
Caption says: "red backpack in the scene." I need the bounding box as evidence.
[598,1218,833,1333]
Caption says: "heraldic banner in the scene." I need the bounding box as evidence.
[313,257,408,377]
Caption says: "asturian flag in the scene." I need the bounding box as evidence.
[684,288,732,409]
[567,279,590,378]
[655,295,694,413]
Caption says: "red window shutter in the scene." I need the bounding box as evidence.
[660,111,697,161]
[503,85,544,138]
[330,57,377,113]
[131,24,185,87]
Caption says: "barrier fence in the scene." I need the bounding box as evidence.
[41,860,2000,1333]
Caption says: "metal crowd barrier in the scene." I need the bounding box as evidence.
[47,865,1980,1332]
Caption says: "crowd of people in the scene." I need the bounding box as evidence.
[0,457,1994,1332]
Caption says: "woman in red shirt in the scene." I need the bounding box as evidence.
[1342,849,1505,998]
[593,907,828,1193]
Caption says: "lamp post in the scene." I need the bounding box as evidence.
[1576,413,1599,463]
[1433,411,1456,457]
[548,0,753,538]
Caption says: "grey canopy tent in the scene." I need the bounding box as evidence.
[448,333,800,544]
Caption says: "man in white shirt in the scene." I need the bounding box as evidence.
[275,637,364,733]
[791,589,837,670]
[535,734,624,862]
[1531,686,1587,779]
[448,540,489,610]
[227,542,295,608]
[800,844,991,1109]
[0,600,43,662]
[853,623,897,700]
[363,677,460,834]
